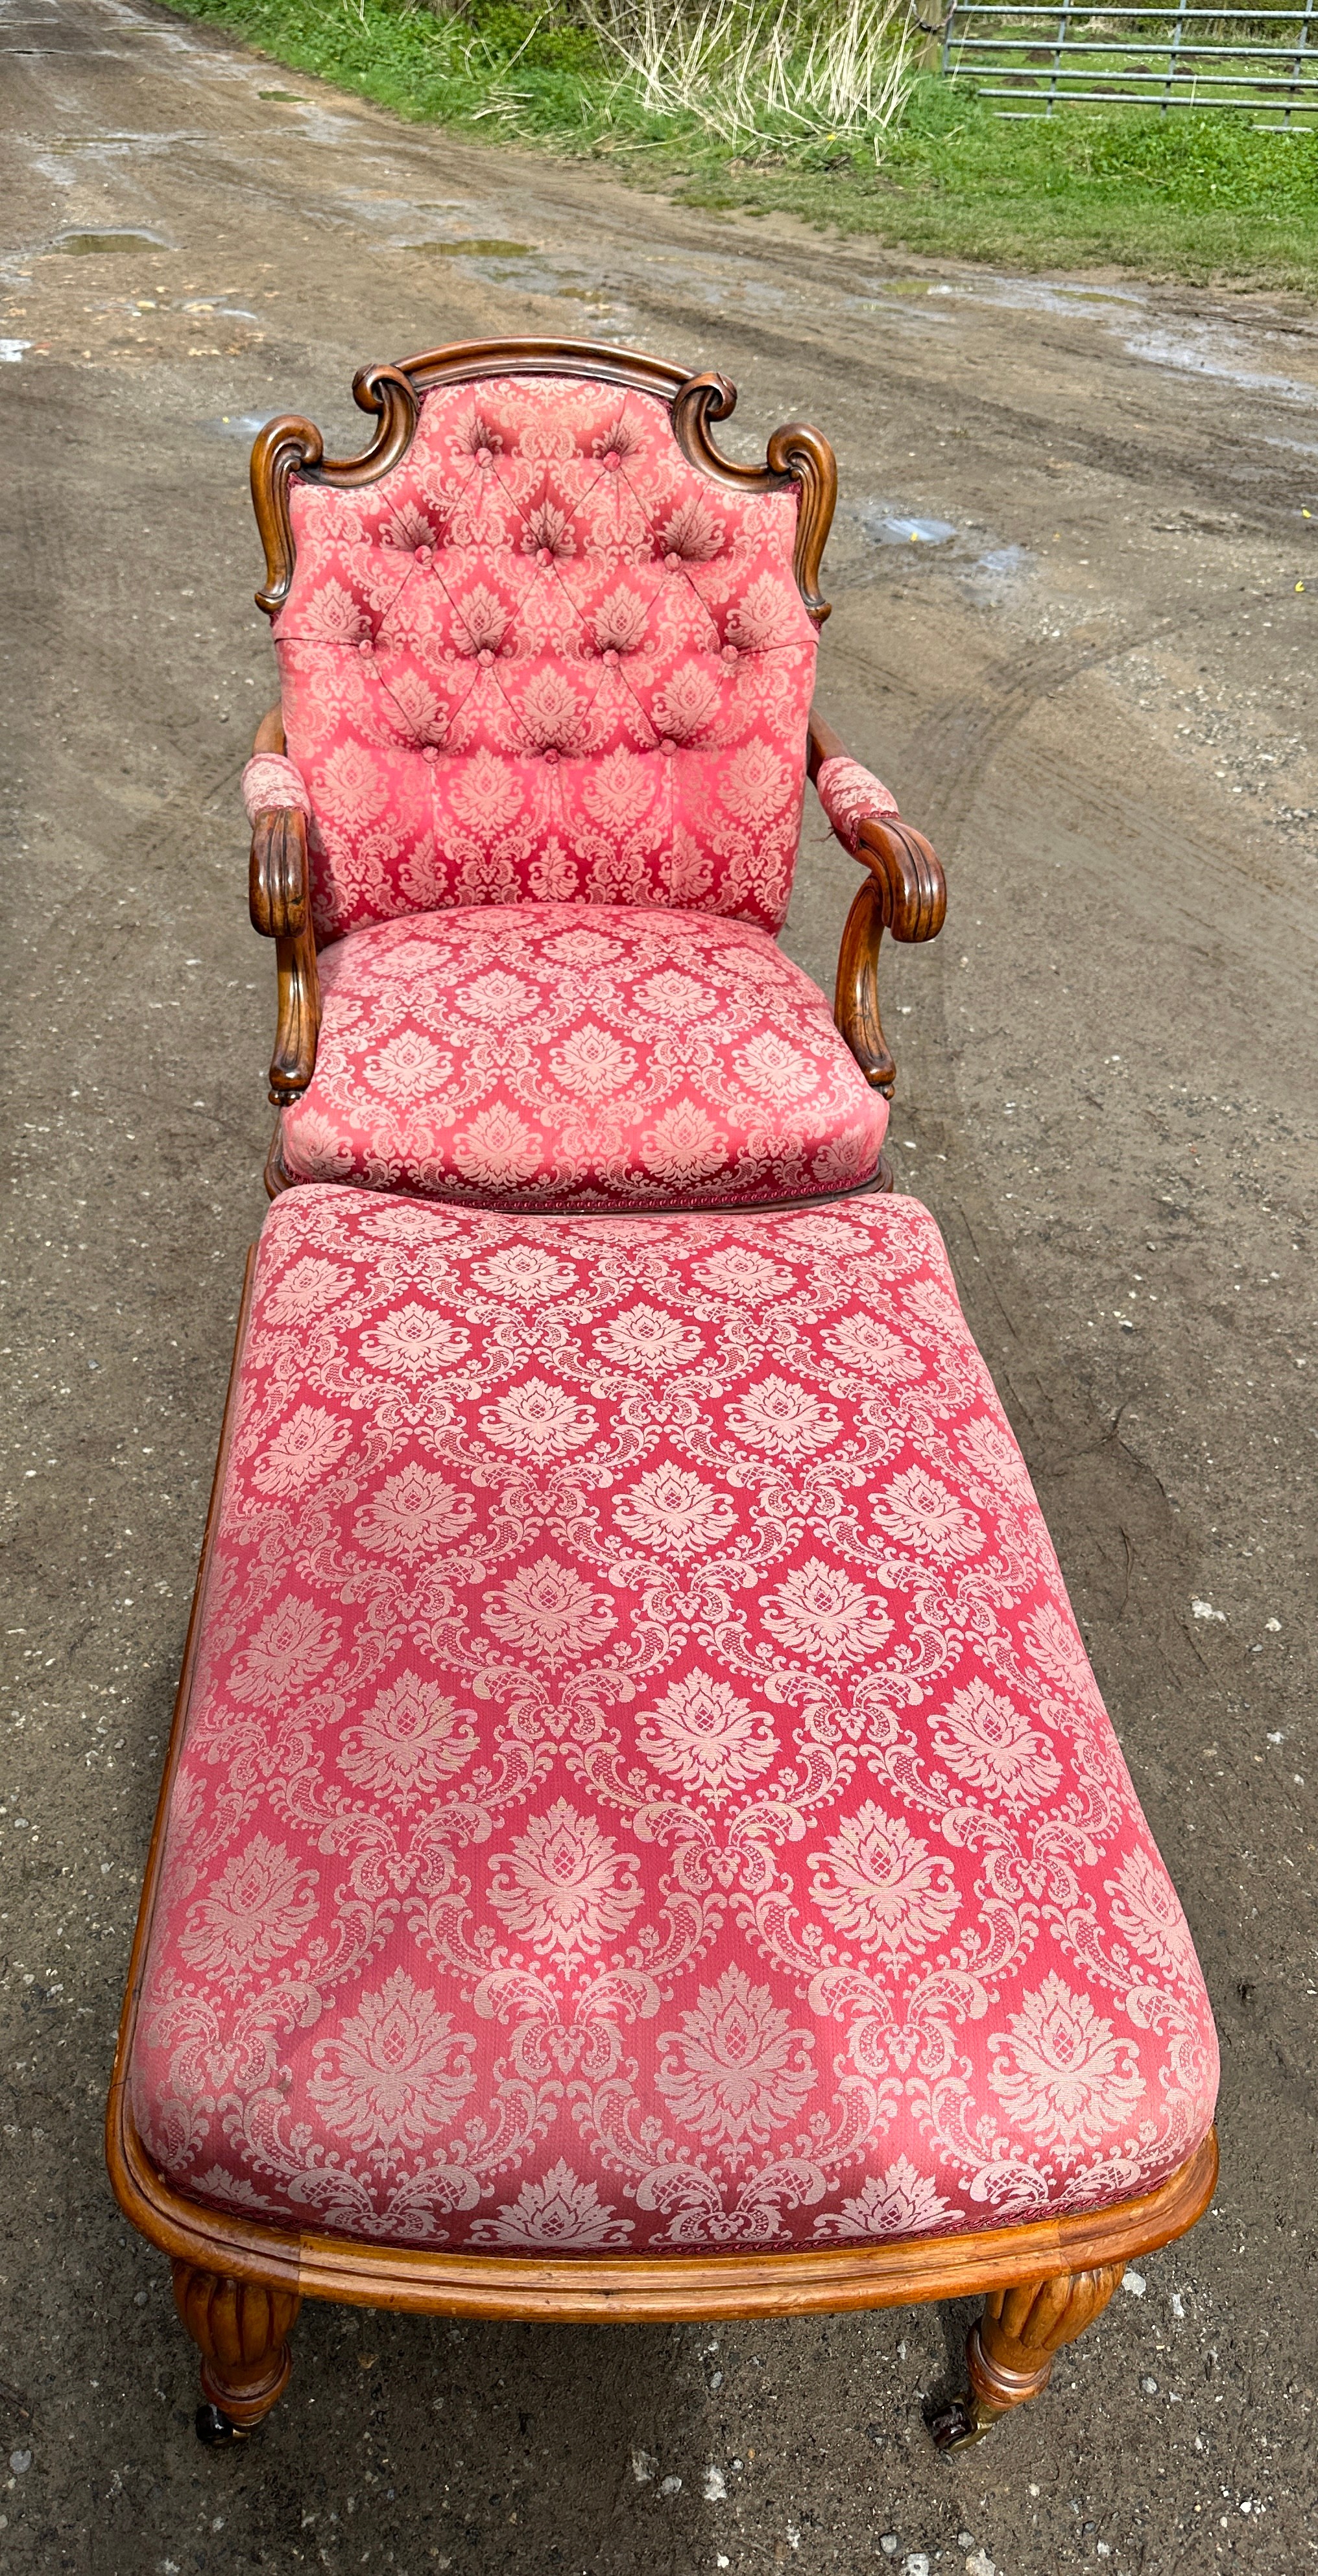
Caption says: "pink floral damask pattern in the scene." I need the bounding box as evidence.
[130,1188,1217,2254]
[278,903,889,1211]
[270,375,822,943]
[243,753,312,821]
[814,755,900,855]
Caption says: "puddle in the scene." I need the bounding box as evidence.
[927,277,1144,320]
[405,238,534,257]
[859,506,957,547]
[208,412,275,438]
[49,131,206,147]
[184,298,259,320]
[963,543,1035,599]
[51,228,172,254]
[1123,326,1318,408]
[919,270,1318,410]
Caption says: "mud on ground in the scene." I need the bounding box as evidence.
[1,4,1315,2569]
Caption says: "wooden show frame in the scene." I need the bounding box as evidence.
[243,333,944,1118]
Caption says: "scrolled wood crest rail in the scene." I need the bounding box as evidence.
[250,337,836,623]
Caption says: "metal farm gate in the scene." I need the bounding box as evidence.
[939,2,1318,124]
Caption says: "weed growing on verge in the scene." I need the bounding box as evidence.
[582,0,915,153]
[161,0,1318,287]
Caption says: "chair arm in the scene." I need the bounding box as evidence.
[854,814,946,946]
[808,711,946,1099]
[808,710,946,927]
[249,806,310,940]
[248,808,322,1105]
[243,707,322,1104]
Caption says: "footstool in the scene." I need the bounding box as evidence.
[108,1185,1218,2450]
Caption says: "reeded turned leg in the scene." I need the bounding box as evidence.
[928,2263,1124,2453]
[171,2260,301,2445]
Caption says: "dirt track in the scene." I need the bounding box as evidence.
[2,3,1316,2568]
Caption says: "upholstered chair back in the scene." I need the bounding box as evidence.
[262,366,828,945]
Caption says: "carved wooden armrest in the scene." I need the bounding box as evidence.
[244,713,321,1106]
[808,710,946,1098]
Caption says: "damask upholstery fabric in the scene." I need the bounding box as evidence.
[278,903,889,1211]
[815,753,900,855]
[243,752,313,822]
[130,1188,1217,2254]
[271,375,820,945]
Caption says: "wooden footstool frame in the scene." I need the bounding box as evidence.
[106,1253,1217,2454]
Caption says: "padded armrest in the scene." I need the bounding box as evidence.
[241,750,311,827]
[808,709,946,1100]
[815,751,900,851]
[808,709,946,945]
[243,748,315,939]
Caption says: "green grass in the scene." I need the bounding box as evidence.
[163,0,1318,288]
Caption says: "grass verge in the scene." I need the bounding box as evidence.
[161,0,1318,289]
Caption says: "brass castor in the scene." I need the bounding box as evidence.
[195,2400,246,2446]
[926,2394,995,2453]
[928,2265,1125,2455]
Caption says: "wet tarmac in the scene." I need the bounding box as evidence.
[1,1,1316,2569]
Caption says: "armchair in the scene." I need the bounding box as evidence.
[243,338,946,1211]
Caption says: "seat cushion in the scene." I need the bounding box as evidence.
[279,903,889,1211]
[130,1188,1217,2254]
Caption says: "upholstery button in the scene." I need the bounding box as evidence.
[665,551,682,570]
[422,744,440,762]
[722,643,739,663]
[543,746,558,764]
[357,636,374,657]
[660,738,676,756]
[478,647,495,667]
[476,445,493,466]
[414,544,432,564]
[603,451,622,471]
[536,546,554,567]
[603,648,619,667]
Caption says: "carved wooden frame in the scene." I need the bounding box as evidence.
[244,335,942,1144]
[809,711,948,1102]
[249,334,837,624]
[108,1258,1217,2448]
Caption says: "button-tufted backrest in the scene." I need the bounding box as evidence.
[272,375,821,945]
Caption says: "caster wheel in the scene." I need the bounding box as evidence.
[195,2401,245,2446]
[926,2397,991,2455]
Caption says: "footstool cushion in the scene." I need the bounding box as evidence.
[130,1188,1217,2254]
[277,903,889,1209]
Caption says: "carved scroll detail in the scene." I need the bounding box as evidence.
[250,343,837,627]
[250,365,418,617]
[833,820,947,1099]
[835,875,898,1096]
[672,373,837,621]
[248,807,322,1100]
